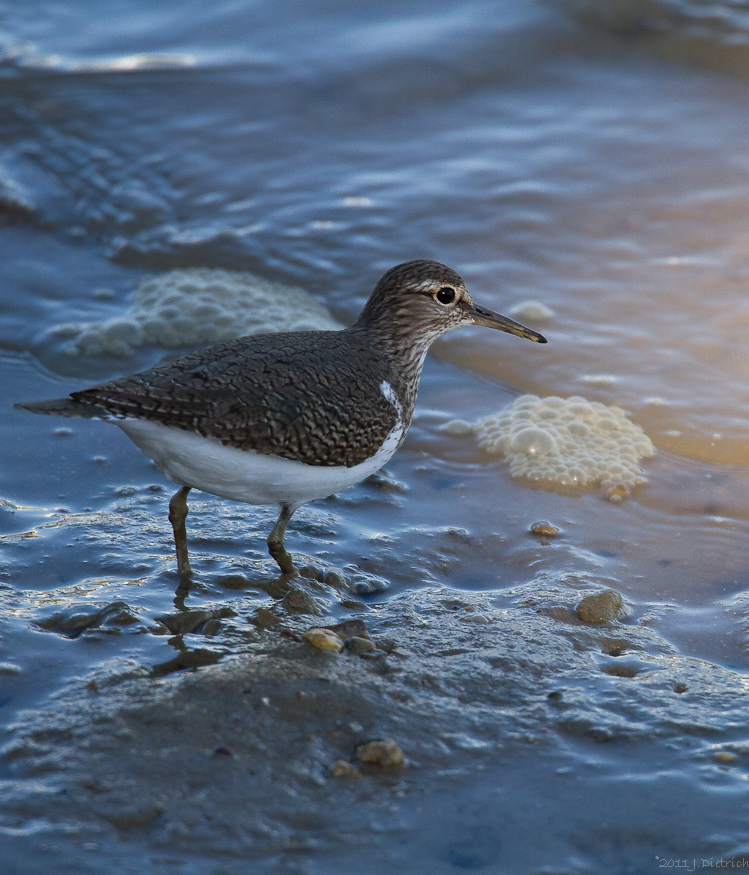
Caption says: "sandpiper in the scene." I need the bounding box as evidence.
[16,260,546,578]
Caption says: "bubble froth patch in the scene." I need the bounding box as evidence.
[508,300,555,323]
[473,394,655,491]
[48,268,341,357]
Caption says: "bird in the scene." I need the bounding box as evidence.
[16,260,547,580]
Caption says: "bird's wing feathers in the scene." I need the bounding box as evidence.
[71,331,400,467]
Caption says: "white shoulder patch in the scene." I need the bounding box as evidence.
[380,380,403,420]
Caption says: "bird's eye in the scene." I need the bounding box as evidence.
[435,286,456,305]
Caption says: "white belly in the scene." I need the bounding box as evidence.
[115,415,404,511]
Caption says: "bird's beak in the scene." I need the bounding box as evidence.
[469,303,547,343]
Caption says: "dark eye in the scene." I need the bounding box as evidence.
[435,286,456,305]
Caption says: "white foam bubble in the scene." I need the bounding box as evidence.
[581,374,617,386]
[440,419,474,436]
[474,394,655,491]
[509,300,555,322]
[47,268,341,357]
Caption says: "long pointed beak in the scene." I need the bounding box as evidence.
[469,303,547,343]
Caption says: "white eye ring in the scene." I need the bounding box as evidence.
[435,286,456,305]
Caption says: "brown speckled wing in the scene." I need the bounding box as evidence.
[71,330,401,468]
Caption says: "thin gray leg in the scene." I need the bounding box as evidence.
[168,486,193,580]
[267,504,296,575]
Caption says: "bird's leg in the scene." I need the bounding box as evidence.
[168,486,193,580]
[267,504,296,575]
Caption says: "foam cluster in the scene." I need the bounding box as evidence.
[508,300,555,323]
[472,394,655,490]
[48,268,341,357]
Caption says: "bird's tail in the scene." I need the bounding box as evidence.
[14,397,110,419]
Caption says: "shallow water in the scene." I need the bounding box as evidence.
[4,0,749,872]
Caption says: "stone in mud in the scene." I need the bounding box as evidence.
[155,607,235,635]
[36,601,132,638]
[459,613,491,625]
[323,570,346,589]
[529,520,561,537]
[348,570,390,596]
[150,648,223,677]
[282,588,322,615]
[323,568,389,595]
[576,590,626,624]
[345,636,376,655]
[298,565,325,582]
[328,760,362,779]
[302,628,344,652]
[327,619,370,640]
[254,607,281,628]
[715,751,737,764]
[356,739,406,767]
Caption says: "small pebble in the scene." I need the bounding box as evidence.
[254,607,281,628]
[529,520,561,537]
[346,636,376,654]
[302,627,344,652]
[356,739,406,767]
[282,588,320,615]
[151,648,222,677]
[327,619,369,640]
[348,570,390,595]
[0,662,22,675]
[329,760,361,779]
[108,609,138,626]
[37,601,130,638]
[323,570,346,589]
[576,589,626,624]
[340,598,367,610]
[366,470,407,492]
[54,427,73,437]
[715,751,737,764]
[459,613,490,625]
[298,565,325,582]
[155,608,234,636]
